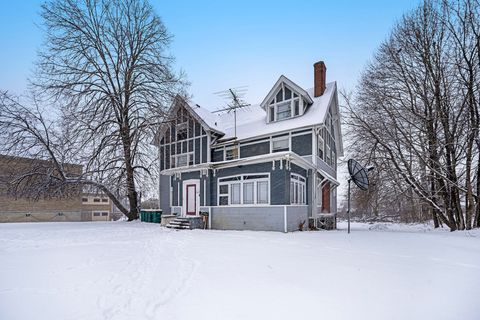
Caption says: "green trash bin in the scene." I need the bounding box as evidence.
[140,212,144,222]
[152,211,161,223]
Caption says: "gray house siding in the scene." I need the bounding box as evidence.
[270,162,289,205]
[172,177,181,206]
[240,141,270,158]
[159,174,171,214]
[212,149,223,162]
[202,137,208,163]
[291,134,312,156]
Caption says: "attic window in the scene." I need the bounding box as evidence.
[277,102,291,120]
[268,83,303,122]
[285,87,292,100]
[276,89,283,102]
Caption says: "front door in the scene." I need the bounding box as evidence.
[183,179,200,216]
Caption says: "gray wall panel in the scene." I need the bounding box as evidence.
[240,141,270,158]
[159,174,171,214]
[286,206,309,231]
[292,134,312,156]
[202,137,208,163]
[211,206,285,231]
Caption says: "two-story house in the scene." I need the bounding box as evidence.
[155,61,343,231]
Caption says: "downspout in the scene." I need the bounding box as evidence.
[157,136,162,210]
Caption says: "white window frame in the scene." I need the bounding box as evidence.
[217,173,270,206]
[290,173,306,205]
[268,83,303,123]
[317,133,324,160]
[171,152,193,168]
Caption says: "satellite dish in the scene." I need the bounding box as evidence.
[346,159,373,234]
[347,159,369,191]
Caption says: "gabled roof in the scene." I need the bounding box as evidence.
[214,81,337,141]
[259,75,313,109]
[156,80,342,155]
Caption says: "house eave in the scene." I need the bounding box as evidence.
[160,151,339,186]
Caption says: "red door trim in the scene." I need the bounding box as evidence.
[186,184,196,215]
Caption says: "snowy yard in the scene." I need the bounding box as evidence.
[0,221,479,320]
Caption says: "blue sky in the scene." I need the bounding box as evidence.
[0,0,422,110]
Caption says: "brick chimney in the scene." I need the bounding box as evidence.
[313,61,327,97]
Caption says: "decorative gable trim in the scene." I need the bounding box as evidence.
[155,96,224,144]
[260,75,313,109]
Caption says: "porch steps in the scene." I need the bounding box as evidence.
[165,217,191,230]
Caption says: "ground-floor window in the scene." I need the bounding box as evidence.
[218,174,269,205]
[290,173,306,204]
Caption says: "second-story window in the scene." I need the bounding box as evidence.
[318,133,324,160]
[272,137,289,152]
[172,153,193,167]
[225,145,239,160]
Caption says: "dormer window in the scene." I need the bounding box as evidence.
[267,84,304,123]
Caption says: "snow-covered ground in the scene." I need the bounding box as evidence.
[0,221,479,320]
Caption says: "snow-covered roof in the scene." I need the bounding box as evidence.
[186,102,221,133]
[190,81,337,141]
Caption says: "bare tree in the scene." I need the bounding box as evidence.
[344,0,480,231]
[1,0,186,220]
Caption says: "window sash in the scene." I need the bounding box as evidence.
[257,181,269,204]
[272,137,289,152]
[290,174,306,205]
[231,183,241,204]
[243,182,254,204]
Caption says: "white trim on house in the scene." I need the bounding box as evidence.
[260,75,313,109]
[160,151,340,187]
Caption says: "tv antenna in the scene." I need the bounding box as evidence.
[213,86,250,139]
[346,159,374,234]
